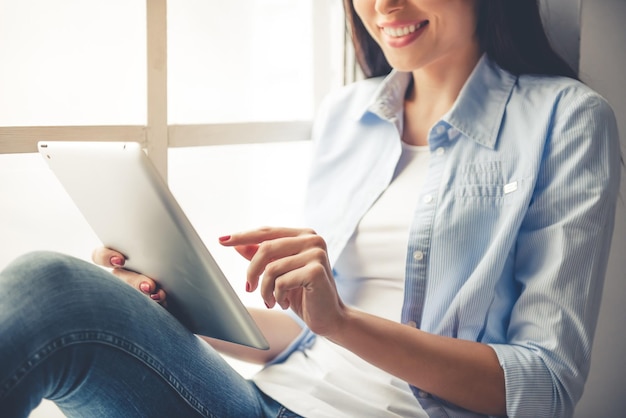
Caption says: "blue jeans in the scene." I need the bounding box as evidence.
[0,251,302,418]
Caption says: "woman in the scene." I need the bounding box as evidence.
[0,1,620,417]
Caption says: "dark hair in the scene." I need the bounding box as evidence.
[343,0,578,79]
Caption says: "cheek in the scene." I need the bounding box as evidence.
[351,0,363,16]
[352,3,380,40]
[352,0,373,26]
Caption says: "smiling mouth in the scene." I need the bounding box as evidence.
[382,21,429,38]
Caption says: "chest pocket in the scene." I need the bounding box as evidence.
[455,161,504,199]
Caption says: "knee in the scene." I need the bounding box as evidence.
[2,251,82,289]
[0,251,116,309]
[0,251,128,329]
[5,250,74,270]
[0,252,81,331]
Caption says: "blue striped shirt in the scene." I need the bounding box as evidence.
[275,55,621,417]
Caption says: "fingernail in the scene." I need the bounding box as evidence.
[265,301,271,309]
[150,293,161,301]
[110,256,124,267]
[245,282,251,292]
[218,235,231,242]
[140,282,151,293]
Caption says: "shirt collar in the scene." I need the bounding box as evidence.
[356,54,518,150]
[358,71,412,122]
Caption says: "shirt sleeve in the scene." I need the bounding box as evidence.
[489,91,621,418]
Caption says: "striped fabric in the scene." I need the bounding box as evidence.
[297,55,621,417]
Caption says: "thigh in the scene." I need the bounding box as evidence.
[0,251,278,417]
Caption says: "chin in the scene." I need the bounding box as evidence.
[385,62,420,73]
[382,55,426,73]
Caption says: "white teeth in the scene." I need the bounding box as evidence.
[382,21,427,38]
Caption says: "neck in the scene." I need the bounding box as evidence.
[409,47,482,113]
[402,47,482,146]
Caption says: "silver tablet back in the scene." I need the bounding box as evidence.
[38,140,269,350]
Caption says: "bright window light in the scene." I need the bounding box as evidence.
[169,0,317,124]
[0,0,146,126]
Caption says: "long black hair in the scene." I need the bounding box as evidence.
[343,0,578,79]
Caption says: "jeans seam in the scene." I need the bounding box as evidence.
[277,406,302,418]
[0,331,214,418]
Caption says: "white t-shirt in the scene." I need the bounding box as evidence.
[253,143,431,417]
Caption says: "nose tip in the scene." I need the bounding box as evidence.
[375,0,405,15]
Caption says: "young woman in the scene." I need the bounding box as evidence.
[0,1,620,417]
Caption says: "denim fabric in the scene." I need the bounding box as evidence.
[0,251,301,418]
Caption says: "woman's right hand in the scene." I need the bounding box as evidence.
[91,247,167,306]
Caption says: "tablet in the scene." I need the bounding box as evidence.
[38,140,269,350]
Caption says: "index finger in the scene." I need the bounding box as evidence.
[91,247,127,268]
[219,226,316,247]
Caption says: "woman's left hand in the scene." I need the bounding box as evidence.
[91,246,168,307]
[219,227,345,337]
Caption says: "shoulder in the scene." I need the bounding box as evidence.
[513,73,614,118]
[310,76,390,150]
[514,75,620,185]
[316,76,386,121]
[502,73,618,149]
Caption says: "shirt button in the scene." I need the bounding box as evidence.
[435,125,446,135]
[406,320,418,328]
[435,147,445,156]
[413,250,424,261]
[423,194,433,204]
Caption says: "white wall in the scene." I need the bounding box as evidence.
[575,1,626,416]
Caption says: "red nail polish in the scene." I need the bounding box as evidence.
[111,256,123,267]
[218,235,231,242]
[140,282,151,293]
[150,293,160,301]
[265,301,271,309]
[245,282,251,292]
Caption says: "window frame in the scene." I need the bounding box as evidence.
[0,0,346,180]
